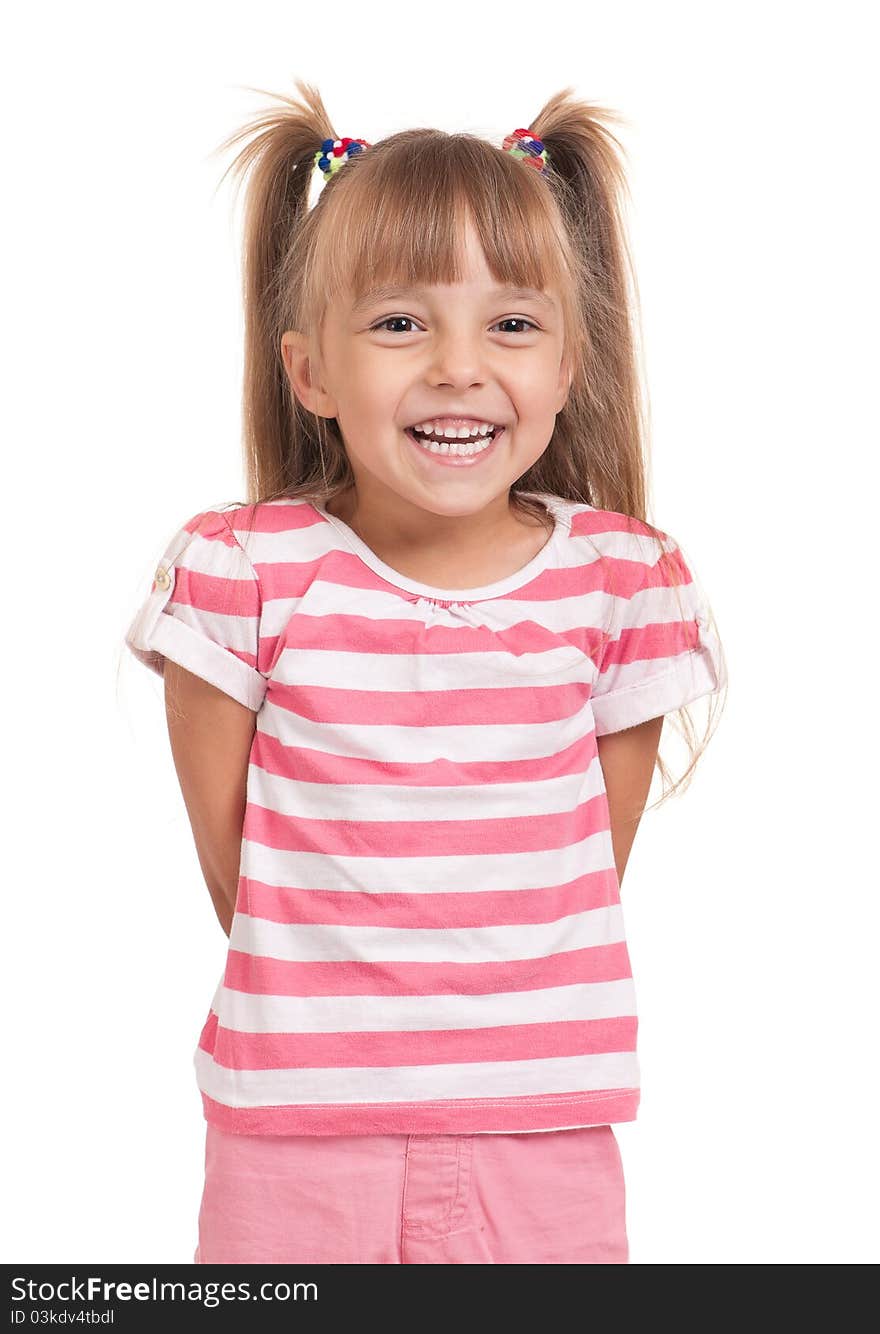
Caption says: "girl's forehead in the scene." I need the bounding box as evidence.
[339,280,559,312]
[314,211,567,323]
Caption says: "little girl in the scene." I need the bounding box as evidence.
[125,80,727,1265]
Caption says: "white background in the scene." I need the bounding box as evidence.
[3,0,877,1265]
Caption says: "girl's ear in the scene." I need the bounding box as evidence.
[280,330,338,418]
[556,357,574,412]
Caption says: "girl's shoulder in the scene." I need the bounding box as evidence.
[548,494,675,569]
[207,495,327,565]
[546,496,714,620]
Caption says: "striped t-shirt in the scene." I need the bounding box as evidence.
[125,490,725,1136]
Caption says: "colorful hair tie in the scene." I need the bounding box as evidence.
[501,127,549,173]
[313,136,372,182]
[309,126,548,202]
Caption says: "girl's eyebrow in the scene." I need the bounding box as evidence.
[351,284,555,314]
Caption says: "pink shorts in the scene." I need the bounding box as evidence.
[194,1122,628,1264]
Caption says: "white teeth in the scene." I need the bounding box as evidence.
[412,421,497,439]
[410,431,496,457]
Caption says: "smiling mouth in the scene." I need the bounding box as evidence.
[404,426,504,458]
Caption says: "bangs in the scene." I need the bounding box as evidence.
[300,132,577,326]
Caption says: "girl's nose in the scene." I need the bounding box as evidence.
[426,334,491,387]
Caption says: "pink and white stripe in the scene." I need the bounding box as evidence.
[126,492,725,1135]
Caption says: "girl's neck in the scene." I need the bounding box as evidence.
[324,490,555,591]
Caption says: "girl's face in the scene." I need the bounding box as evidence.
[282,220,571,526]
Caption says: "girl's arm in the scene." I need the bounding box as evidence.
[163,660,257,937]
[596,715,664,889]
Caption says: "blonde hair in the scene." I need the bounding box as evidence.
[208,78,726,806]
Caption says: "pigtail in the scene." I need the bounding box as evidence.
[523,90,651,531]
[210,80,339,504]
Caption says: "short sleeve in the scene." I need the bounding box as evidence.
[590,530,726,736]
[124,508,267,712]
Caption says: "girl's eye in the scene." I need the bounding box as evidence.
[493,318,539,334]
[371,316,420,334]
[369,316,539,335]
